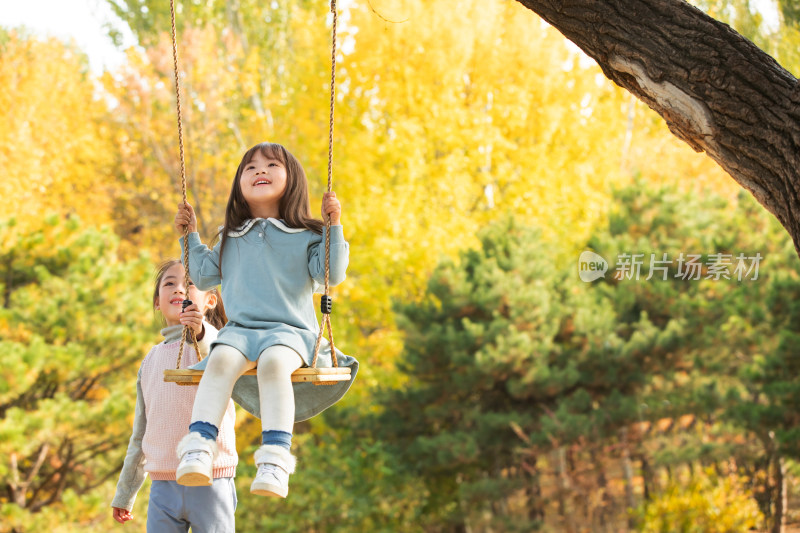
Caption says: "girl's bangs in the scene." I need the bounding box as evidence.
[245,143,286,165]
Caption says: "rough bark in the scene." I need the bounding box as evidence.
[773,452,786,533]
[515,0,800,257]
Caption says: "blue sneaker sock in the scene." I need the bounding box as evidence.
[189,421,219,442]
[261,430,292,450]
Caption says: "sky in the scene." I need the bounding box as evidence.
[0,0,136,72]
[752,0,781,30]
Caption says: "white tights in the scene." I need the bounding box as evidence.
[190,344,303,433]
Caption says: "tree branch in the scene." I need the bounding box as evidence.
[515,0,800,256]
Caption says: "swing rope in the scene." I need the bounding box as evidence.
[311,0,339,369]
[166,0,341,373]
[169,0,201,369]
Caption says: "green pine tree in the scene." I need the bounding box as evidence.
[370,180,796,531]
[0,216,154,531]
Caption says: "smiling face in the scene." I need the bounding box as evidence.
[154,262,209,327]
[239,150,288,219]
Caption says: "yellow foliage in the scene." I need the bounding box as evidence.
[0,3,797,531]
[94,0,745,388]
[0,31,115,228]
[638,467,764,532]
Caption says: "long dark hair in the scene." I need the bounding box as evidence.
[218,142,323,278]
[153,259,227,329]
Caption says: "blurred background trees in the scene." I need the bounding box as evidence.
[1,0,799,530]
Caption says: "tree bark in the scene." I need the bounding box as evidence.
[554,446,576,533]
[514,0,800,256]
[619,428,637,530]
[773,452,786,533]
[770,429,787,533]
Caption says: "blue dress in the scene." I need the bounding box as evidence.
[180,218,358,422]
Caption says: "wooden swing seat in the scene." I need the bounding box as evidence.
[164,366,351,385]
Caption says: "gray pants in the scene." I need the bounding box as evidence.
[147,478,237,533]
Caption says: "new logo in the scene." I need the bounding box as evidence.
[578,251,608,282]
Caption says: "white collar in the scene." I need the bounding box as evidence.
[225,218,307,237]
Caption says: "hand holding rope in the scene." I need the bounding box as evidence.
[169,0,201,368]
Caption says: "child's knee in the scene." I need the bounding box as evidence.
[207,345,247,374]
[256,346,301,377]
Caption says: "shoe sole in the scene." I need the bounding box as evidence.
[250,482,287,498]
[177,469,213,487]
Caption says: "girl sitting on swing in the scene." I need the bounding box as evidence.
[173,142,355,499]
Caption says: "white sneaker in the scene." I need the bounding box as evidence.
[176,432,218,486]
[250,445,296,498]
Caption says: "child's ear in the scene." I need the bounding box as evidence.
[204,292,218,311]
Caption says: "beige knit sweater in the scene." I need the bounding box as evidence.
[111,323,237,511]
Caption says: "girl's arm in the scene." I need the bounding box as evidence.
[180,234,222,290]
[176,202,222,290]
[308,229,349,287]
[309,190,349,286]
[196,321,219,360]
[110,365,149,514]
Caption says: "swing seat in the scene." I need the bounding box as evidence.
[164,366,351,386]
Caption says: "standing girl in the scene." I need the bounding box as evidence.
[111,260,238,531]
[173,142,357,499]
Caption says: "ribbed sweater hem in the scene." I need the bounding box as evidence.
[148,466,237,481]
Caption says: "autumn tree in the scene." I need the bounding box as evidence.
[101,1,334,254]
[589,182,798,531]
[102,0,740,385]
[370,179,795,531]
[0,216,154,531]
[0,30,117,228]
[513,0,800,258]
[108,0,800,258]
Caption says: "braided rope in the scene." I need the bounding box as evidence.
[170,0,201,369]
[312,0,338,368]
